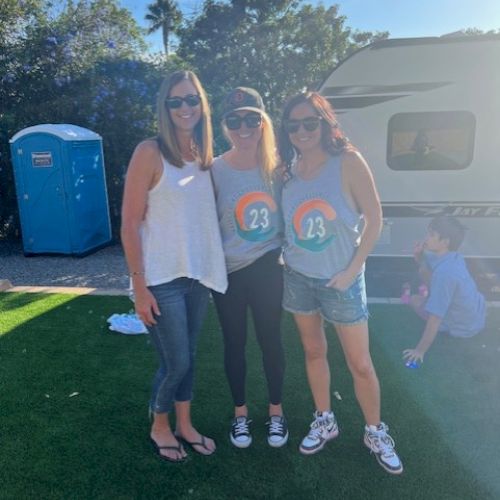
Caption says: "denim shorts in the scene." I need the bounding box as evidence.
[283,266,369,325]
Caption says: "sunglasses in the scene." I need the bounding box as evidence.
[165,94,201,109]
[225,113,262,130]
[283,116,322,134]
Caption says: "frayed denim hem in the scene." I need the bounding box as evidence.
[283,305,321,316]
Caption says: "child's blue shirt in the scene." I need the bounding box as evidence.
[424,251,486,337]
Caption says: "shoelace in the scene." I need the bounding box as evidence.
[370,430,396,457]
[308,417,329,440]
[233,418,251,436]
[268,418,284,435]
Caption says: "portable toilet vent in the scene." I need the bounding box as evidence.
[9,124,112,256]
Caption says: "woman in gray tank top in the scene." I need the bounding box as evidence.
[211,87,288,449]
[278,92,403,474]
[122,71,226,462]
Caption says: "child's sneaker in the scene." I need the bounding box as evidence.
[266,415,289,448]
[364,422,403,474]
[299,410,339,455]
[230,416,252,448]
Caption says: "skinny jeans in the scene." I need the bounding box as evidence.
[213,249,285,407]
[147,278,209,414]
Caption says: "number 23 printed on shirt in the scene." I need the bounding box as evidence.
[234,191,279,242]
[292,198,336,252]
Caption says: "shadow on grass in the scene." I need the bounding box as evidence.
[0,291,57,313]
[0,293,499,499]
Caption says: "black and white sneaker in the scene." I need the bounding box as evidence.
[299,410,339,455]
[230,416,252,448]
[266,415,289,447]
[364,422,403,475]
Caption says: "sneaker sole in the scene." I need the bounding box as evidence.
[299,428,339,455]
[230,434,252,448]
[363,436,404,475]
[268,431,289,448]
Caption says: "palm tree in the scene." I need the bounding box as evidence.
[145,0,182,55]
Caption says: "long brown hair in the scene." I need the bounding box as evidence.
[278,91,351,172]
[157,70,213,169]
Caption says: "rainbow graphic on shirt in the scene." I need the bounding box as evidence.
[292,198,336,252]
[234,191,278,242]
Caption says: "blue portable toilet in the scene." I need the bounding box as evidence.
[9,124,112,256]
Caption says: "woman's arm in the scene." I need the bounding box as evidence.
[327,150,382,290]
[121,140,162,325]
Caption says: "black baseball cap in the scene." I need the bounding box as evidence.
[223,87,265,116]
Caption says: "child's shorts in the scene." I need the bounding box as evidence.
[283,265,369,325]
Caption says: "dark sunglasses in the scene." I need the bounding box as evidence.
[165,94,201,109]
[225,113,262,130]
[284,116,322,134]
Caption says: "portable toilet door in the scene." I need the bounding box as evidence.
[9,124,111,255]
[67,138,112,254]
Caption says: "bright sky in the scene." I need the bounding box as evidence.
[120,0,500,53]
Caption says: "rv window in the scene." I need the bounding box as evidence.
[387,111,475,171]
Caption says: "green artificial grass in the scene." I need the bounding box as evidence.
[0,292,499,499]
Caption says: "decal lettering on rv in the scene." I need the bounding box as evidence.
[485,206,500,217]
[381,204,500,218]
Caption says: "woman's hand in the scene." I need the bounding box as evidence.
[326,269,356,291]
[134,287,161,327]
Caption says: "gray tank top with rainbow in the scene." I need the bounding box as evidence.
[212,157,282,274]
[281,154,362,279]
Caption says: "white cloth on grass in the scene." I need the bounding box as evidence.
[107,313,148,335]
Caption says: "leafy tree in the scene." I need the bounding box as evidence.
[0,0,50,239]
[0,0,178,239]
[80,56,186,227]
[177,1,388,150]
[0,0,45,44]
[145,0,182,55]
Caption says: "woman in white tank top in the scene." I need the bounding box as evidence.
[121,71,226,462]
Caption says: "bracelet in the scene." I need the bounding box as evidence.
[131,271,145,276]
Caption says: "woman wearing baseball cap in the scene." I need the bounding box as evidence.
[211,87,288,449]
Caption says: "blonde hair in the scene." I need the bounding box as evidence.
[223,110,277,184]
[157,70,213,169]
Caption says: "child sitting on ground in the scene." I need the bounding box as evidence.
[402,216,486,365]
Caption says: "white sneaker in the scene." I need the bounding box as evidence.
[266,415,289,448]
[299,410,339,455]
[364,422,403,474]
[230,416,252,448]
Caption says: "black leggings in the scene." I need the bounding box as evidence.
[213,249,285,407]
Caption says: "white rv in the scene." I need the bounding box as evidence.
[320,34,500,297]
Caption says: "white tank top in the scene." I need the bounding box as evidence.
[140,157,228,293]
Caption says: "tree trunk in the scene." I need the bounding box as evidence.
[162,24,169,56]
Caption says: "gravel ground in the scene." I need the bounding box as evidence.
[0,241,129,289]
